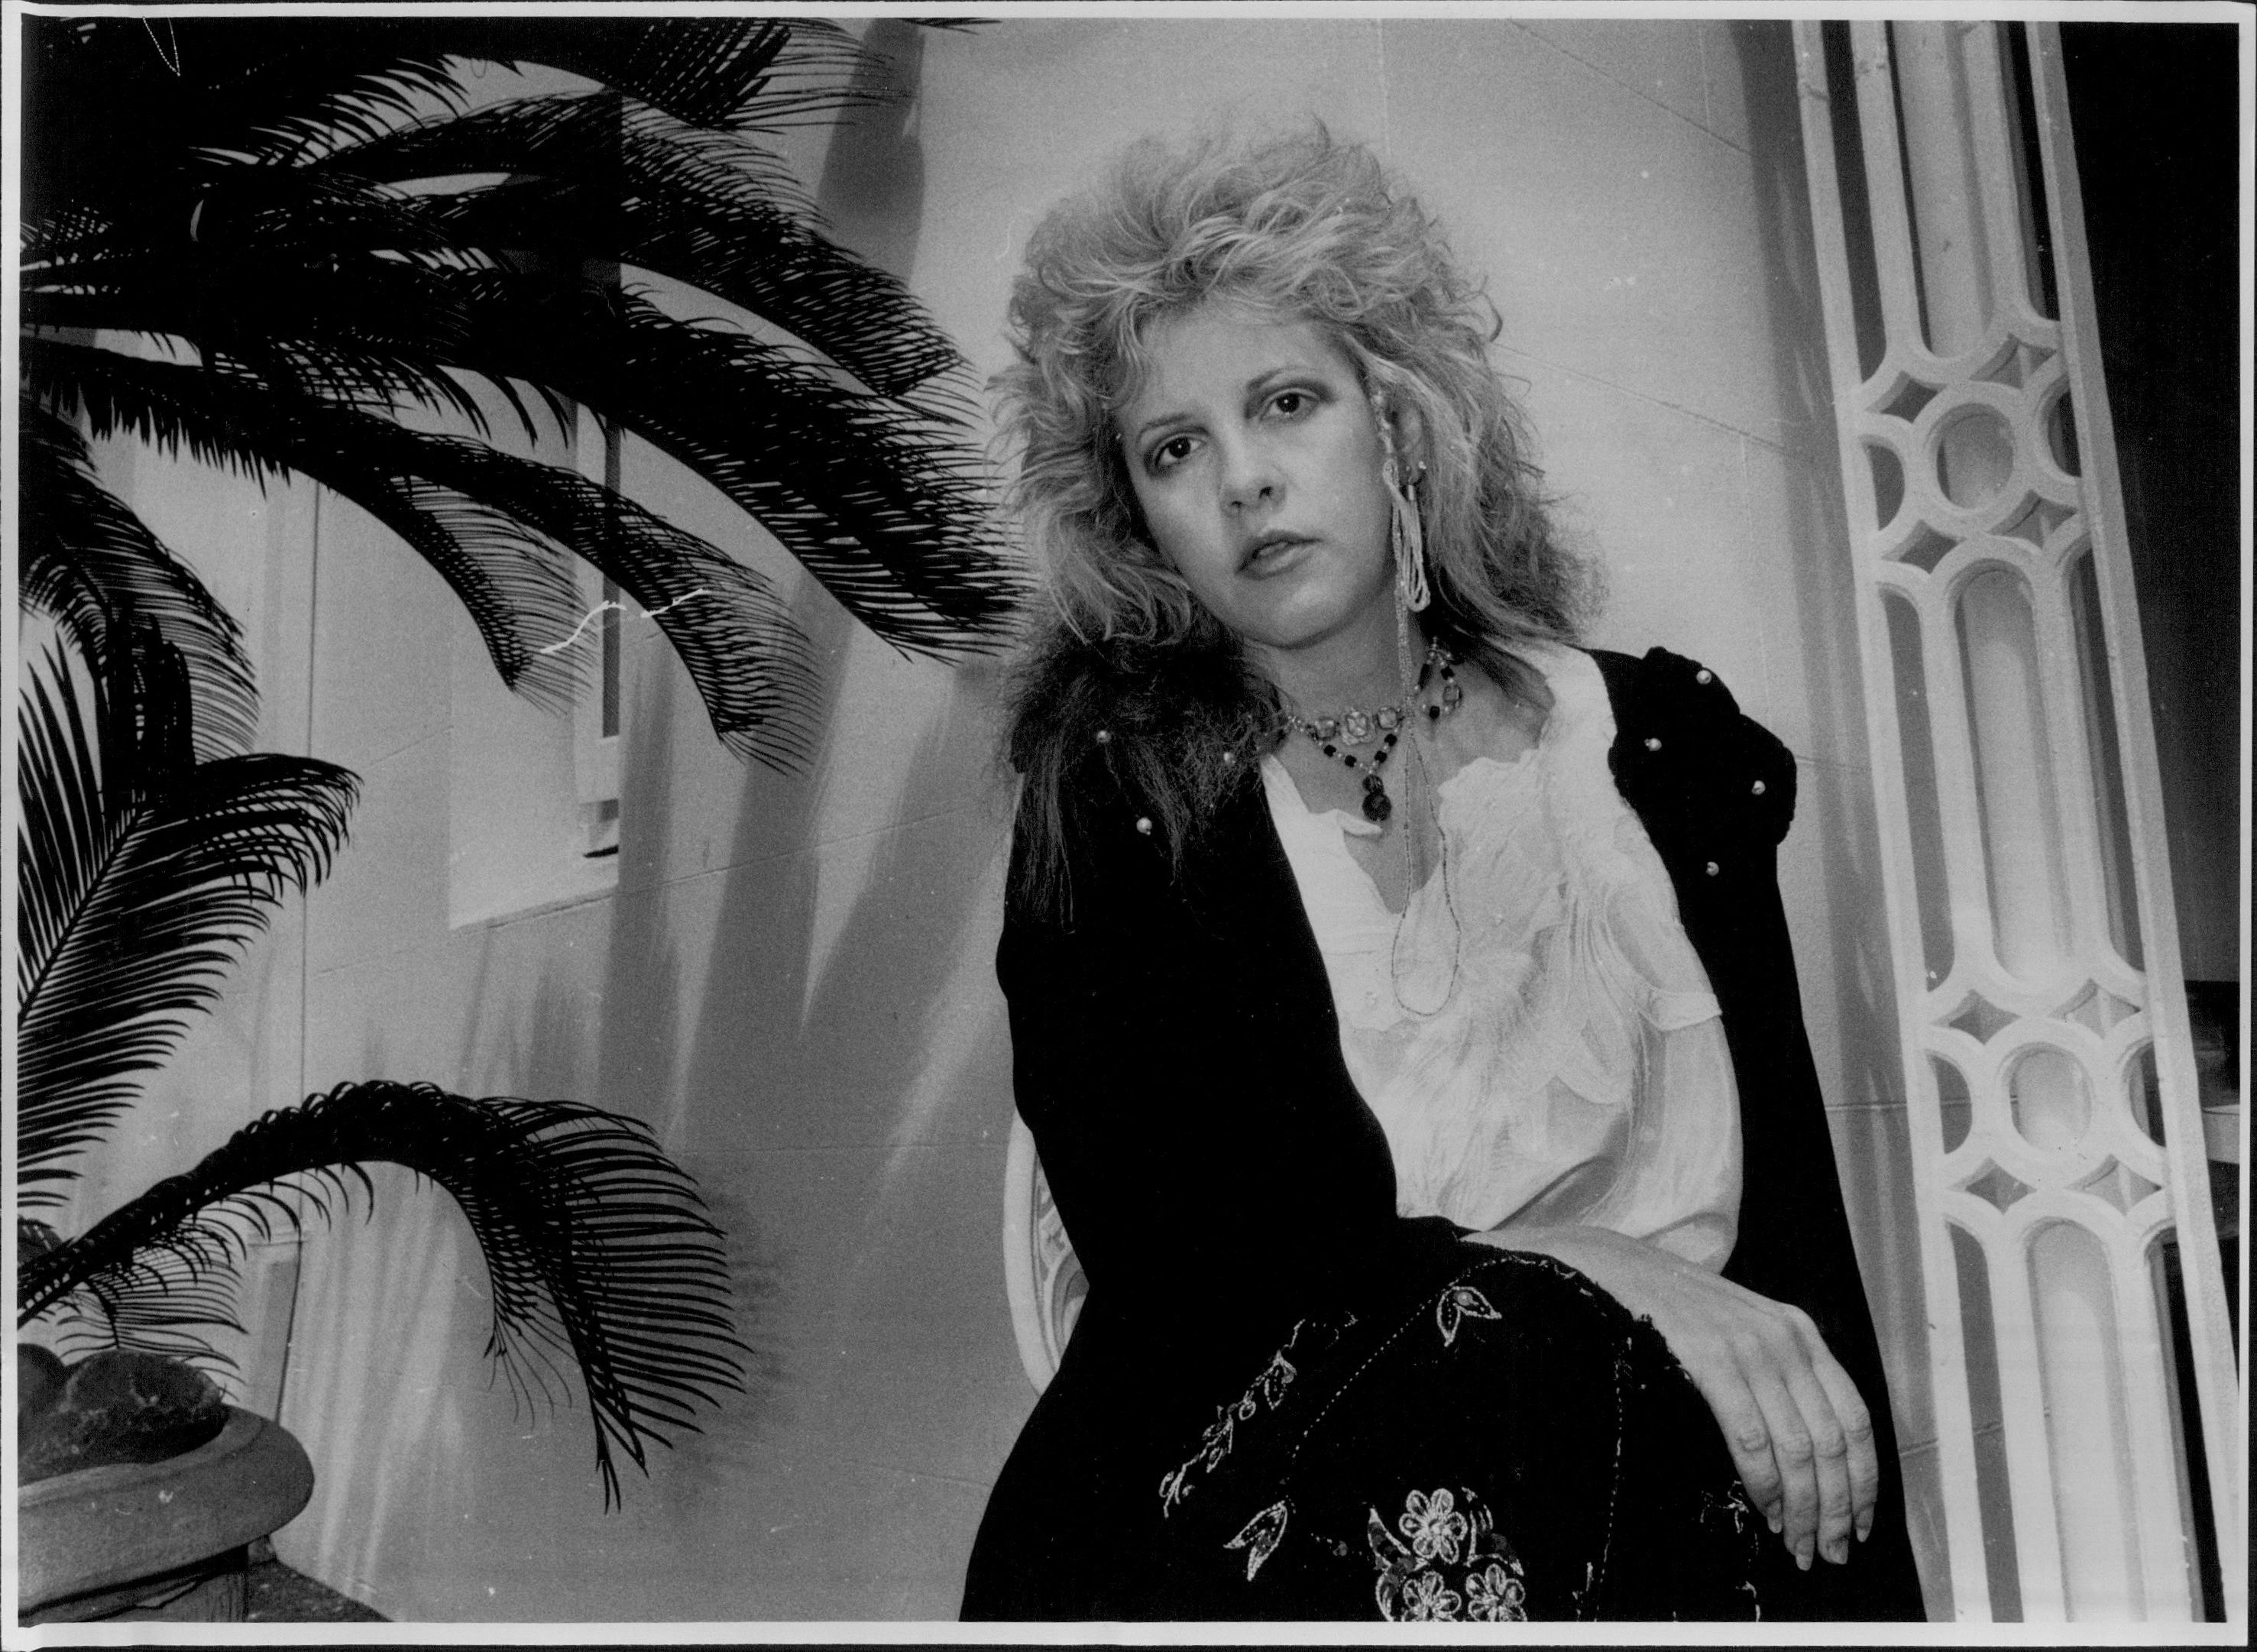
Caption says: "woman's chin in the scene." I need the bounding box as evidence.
[1228,585,1396,659]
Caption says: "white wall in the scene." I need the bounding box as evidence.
[64,18,1944,1621]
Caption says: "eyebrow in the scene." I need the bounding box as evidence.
[1128,365,1323,445]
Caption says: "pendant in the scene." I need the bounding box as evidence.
[1361,773,1391,824]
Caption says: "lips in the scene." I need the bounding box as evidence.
[1240,531,1315,574]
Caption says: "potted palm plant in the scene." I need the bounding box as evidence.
[17,14,1015,1622]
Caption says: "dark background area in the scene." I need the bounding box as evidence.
[2061,22,2243,998]
[2064,21,2244,1624]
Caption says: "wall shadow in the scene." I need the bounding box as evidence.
[1734,18,1945,1618]
[577,21,1022,1586]
[817,20,931,283]
[598,651,794,1511]
[1736,19,1910,1144]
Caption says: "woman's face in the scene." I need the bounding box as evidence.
[1116,301,1397,659]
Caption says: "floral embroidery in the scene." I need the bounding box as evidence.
[1158,1321,1307,1515]
[1368,1485,1527,1623]
[1434,1283,1501,1347]
[1224,1500,1290,1581]
[1700,1482,1760,1537]
[1252,1348,1297,1409]
[1397,1570,1461,1621]
[1398,1488,1470,1563]
[1698,1479,1766,1615]
[1158,1403,1239,1513]
[1463,1559,1528,1621]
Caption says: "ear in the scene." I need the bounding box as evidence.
[1392,400,1430,476]
[1375,393,1430,480]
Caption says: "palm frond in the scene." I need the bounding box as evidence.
[23,16,876,233]
[40,342,824,762]
[34,275,1020,656]
[20,405,261,762]
[356,423,826,767]
[312,92,967,400]
[37,337,592,709]
[26,63,968,413]
[39,247,1012,633]
[499,285,1014,646]
[20,1081,748,1506]
[24,12,1020,779]
[15,645,358,1202]
[34,1239,248,1375]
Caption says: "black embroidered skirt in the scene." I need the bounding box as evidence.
[966,1245,1770,1621]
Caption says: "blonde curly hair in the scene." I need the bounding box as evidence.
[995,124,1595,653]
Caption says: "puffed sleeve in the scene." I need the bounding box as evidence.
[1597,649,1875,1339]
[1592,643,1930,1621]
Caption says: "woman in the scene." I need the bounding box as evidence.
[965,128,1925,1622]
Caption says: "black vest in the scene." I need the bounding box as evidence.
[970,646,1925,1621]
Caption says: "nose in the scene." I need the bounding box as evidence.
[1218,435,1281,513]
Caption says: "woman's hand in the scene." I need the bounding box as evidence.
[1472,1224,1878,1571]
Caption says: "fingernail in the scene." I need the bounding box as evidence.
[1826,1537,1848,1565]
[1856,1515,1873,1543]
[1766,1507,1782,1535]
[1796,1541,1813,1571]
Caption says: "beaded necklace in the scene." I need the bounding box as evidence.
[1287,641,1463,823]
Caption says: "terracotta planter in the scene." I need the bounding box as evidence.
[17,1408,314,1624]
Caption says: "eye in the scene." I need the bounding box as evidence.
[1145,433,1197,475]
[1268,388,1312,418]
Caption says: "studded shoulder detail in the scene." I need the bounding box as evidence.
[1591,647,1799,882]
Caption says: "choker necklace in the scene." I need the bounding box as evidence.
[1288,643,1461,824]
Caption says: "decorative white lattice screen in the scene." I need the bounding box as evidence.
[1792,18,2242,1622]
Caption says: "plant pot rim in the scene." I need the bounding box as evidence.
[18,1406,315,1613]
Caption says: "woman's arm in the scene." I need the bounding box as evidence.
[1582,646,1905,1582]
[1472,1222,1878,1573]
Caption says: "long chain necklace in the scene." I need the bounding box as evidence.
[1388,719,1462,1015]
[1287,641,1462,823]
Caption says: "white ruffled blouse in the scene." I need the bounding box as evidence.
[1261,642,1742,1271]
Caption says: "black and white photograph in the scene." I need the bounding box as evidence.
[8,0,2247,1632]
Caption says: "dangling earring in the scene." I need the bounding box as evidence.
[1373,384,1433,622]
[1385,459,1432,614]
[1373,392,1433,715]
